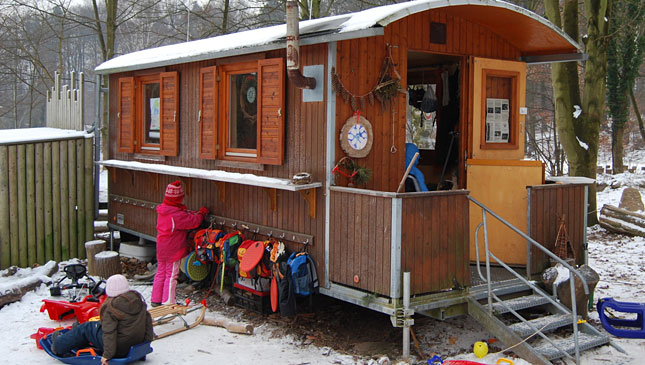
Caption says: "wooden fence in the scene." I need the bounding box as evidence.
[46,71,84,131]
[0,136,94,268]
[527,183,588,275]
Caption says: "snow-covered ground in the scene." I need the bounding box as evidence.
[1,171,645,364]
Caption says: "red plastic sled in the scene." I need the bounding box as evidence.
[41,295,105,323]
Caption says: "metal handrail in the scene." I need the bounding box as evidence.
[468,195,586,364]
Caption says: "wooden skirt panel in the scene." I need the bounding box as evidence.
[401,191,470,295]
[329,190,392,297]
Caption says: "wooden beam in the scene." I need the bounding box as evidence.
[299,188,316,219]
[264,188,276,211]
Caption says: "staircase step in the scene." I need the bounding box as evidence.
[488,295,550,314]
[534,332,610,360]
[508,313,574,337]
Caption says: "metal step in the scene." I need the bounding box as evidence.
[508,313,574,337]
[533,332,610,360]
[488,294,550,315]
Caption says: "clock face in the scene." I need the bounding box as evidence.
[347,124,368,150]
[246,86,257,104]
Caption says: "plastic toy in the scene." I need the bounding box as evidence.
[41,294,106,323]
[428,355,513,365]
[597,297,645,339]
[39,328,152,365]
[473,341,488,358]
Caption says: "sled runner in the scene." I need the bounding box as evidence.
[148,300,208,339]
[38,328,152,365]
[597,297,645,339]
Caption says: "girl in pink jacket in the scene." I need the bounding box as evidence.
[151,181,208,306]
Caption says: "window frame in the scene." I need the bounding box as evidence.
[136,74,162,152]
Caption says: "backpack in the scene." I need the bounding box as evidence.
[193,228,225,264]
[217,231,244,267]
[286,252,319,296]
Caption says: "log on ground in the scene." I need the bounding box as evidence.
[0,261,58,307]
[598,204,645,237]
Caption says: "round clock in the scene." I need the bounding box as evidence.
[246,86,256,104]
[340,115,373,158]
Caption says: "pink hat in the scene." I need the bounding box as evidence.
[105,274,130,297]
[165,180,185,199]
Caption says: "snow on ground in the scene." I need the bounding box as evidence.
[2,171,645,364]
[0,264,357,365]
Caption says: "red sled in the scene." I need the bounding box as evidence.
[41,294,106,323]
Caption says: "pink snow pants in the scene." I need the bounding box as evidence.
[151,260,181,305]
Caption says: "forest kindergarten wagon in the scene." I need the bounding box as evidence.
[96,1,614,362]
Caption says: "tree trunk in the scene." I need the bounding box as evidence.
[611,126,625,173]
[94,250,122,279]
[544,0,612,227]
[630,88,645,143]
[85,239,106,276]
[598,204,645,237]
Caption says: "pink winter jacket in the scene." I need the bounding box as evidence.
[155,203,204,262]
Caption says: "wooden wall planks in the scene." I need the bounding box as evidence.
[528,184,587,274]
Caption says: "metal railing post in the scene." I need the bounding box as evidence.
[403,272,411,359]
[482,210,492,315]
[570,272,580,364]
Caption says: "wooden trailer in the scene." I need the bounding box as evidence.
[96,1,607,361]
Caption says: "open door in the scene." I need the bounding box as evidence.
[466,57,542,266]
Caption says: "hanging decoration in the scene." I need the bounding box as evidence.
[340,111,373,158]
[331,44,404,112]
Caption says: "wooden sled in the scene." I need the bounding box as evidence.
[148,300,207,340]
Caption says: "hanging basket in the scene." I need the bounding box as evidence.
[340,113,373,158]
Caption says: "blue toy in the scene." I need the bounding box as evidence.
[597,297,645,339]
[39,329,152,364]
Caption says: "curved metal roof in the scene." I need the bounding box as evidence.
[96,0,581,74]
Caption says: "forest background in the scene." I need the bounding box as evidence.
[0,0,642,212]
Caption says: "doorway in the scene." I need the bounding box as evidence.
[406,51,462,191]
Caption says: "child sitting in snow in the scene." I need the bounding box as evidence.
[51,274,154,364]
[151,180,209,306]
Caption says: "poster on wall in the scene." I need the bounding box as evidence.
[485,98,509,143]
[149,97,161,139]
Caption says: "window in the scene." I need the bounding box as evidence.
[117,72,179,156]
[199,58,285,165]
[226,67,258,157]
[480,69,519,150]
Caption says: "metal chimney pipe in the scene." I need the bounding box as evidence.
[286,1,316,89]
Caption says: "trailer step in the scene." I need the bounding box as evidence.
[534,332,610,360]
[508,313,573,337]
[487,295,550,314]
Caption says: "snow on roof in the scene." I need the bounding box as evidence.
[96,0,580,74]
[0,128,91,145]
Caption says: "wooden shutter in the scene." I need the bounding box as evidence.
[257,58,285,165]
[199,66,218,159]
[117,77,135,153]
[160,71,179,156]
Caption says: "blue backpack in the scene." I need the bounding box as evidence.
[287,252,319,296]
